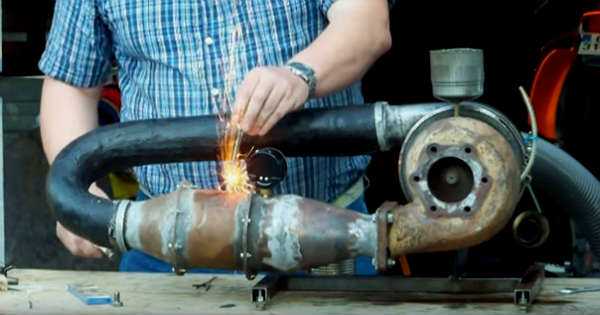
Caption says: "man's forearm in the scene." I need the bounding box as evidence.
[40,77,101,164]
[232,0,392,135]
[41,77,107,258]
[290,0,392,98]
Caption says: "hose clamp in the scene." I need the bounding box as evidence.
[113,200,131,253]
[239,195,256,280]
[170,185,190,276]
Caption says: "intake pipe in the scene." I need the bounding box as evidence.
[47,102,443,249]
[530,139,600,260]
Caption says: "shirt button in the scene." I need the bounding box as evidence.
[205,37,215,46]
[211,88,221,97]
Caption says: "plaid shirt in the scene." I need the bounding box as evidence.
[40,0,379,201]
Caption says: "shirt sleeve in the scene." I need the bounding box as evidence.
[38,0,112,88]
[320,0,397,17]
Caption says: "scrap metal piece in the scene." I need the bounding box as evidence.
[112,291,123,307]
[193,276,218,291]
[559,286,600,295]
[67,284,114,305]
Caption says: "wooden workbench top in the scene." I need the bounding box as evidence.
[1,269,599,315]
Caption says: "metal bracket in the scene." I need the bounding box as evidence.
[252,263,545,310]
[375,202,396,271]
[514,263,545,310]
[239,195,256,280]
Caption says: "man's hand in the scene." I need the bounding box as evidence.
[54,183,109,258]
[56,222,103,258]
[232,66,309,136]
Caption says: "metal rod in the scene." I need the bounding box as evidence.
[231,126,244,160]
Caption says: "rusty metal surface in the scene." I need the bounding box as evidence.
[375,202,396,271]
[390,116,521,256]
[125,188,247,269]
[123,188,378,273]
[408,143,492,218]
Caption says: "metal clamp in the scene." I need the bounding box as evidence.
[112,200,132,253]
[239,196,255,280]
[170,187,188,276]
[375,202,396,271]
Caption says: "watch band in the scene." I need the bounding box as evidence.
[285,62,317,98]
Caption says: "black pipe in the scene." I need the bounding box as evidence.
[48,105,381,247]
[531,138,600,260]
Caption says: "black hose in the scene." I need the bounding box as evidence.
[531,138,600,260]
[48,105,379,247]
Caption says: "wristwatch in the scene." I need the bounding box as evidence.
[284,62,317,98]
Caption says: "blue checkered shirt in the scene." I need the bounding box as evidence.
[40,0,380,202]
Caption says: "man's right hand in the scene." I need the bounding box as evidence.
[56,222,103,258]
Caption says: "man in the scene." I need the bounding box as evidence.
[39,0,393,272]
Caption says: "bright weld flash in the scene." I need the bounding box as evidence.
[221,159,253,194]
[219,121,253,194]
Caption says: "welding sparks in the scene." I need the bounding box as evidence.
[216,24,253,194]
[221,159,253,194]
[219,121,253,194]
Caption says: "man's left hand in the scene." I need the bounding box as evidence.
[232,66,309,136]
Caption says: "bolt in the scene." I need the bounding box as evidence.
[112,291,123,307]
[386,213,394,223]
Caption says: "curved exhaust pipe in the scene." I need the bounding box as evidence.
[47,102,443,248]
[54,100,600,274]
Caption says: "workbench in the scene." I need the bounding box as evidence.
[1,269,599,315]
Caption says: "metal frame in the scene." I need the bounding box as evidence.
[252,263,545,310]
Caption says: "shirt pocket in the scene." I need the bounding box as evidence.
[101,1,204,64]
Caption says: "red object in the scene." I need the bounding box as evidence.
[530,48,577,140]
[530,9,600,141]
[581,10,600,33]
[100,85,122,113]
